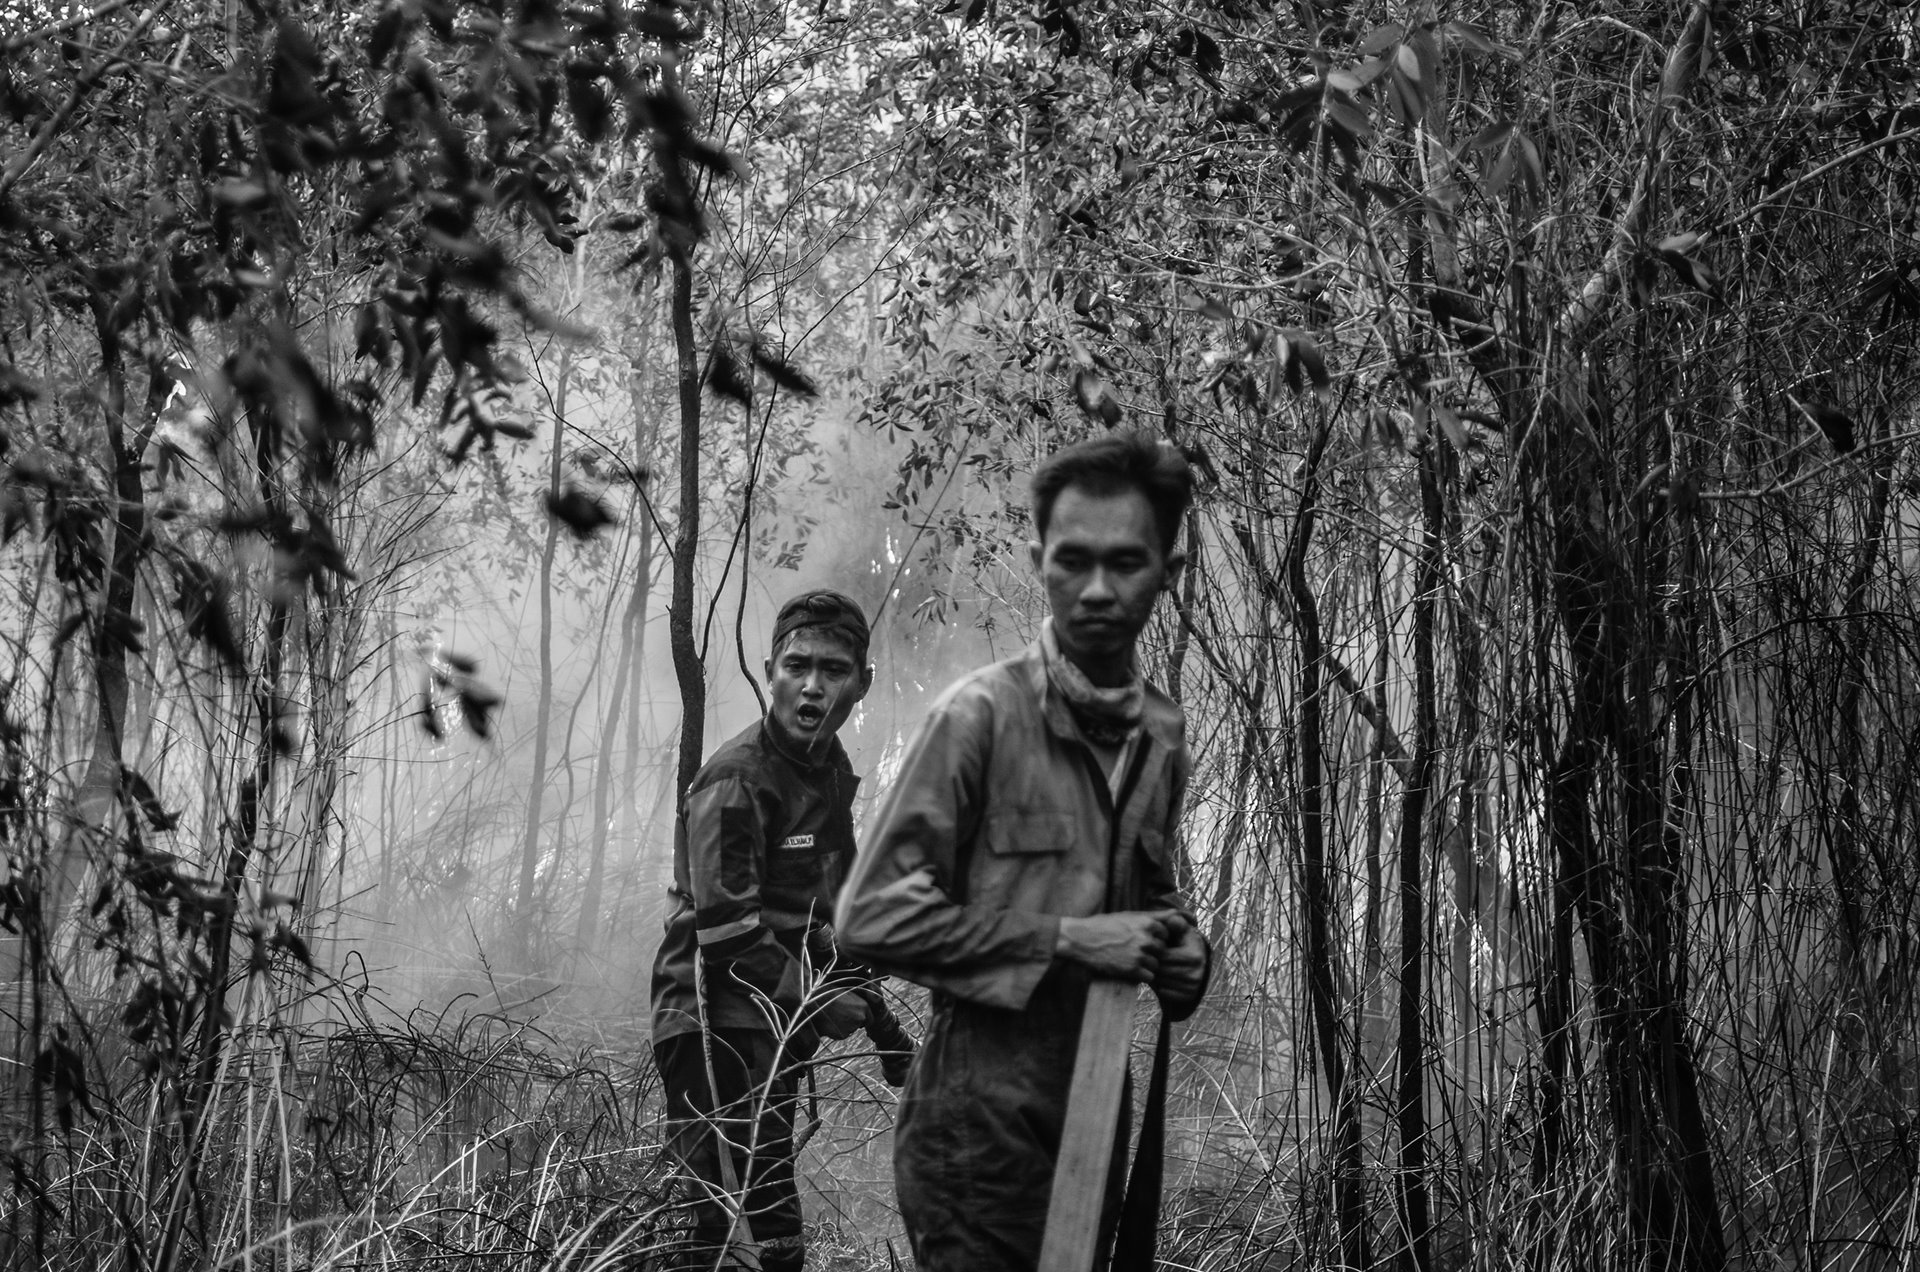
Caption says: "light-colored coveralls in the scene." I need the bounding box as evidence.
[836,640,1208,1271]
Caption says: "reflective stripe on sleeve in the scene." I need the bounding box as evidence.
[696,914,761,946]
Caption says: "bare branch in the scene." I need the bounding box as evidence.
[1558,0,1714,342]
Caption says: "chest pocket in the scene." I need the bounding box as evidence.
[984,809,1077,857]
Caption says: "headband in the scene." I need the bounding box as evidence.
[771,589,870,660]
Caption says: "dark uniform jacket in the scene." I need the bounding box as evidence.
[651,718,859,1044]
[835,640,1205,1272]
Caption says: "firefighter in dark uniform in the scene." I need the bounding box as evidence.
[650,590,913,1272]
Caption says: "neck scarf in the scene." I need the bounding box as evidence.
[1041,619,1144,747]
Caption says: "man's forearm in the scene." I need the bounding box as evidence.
[838,869,1060,973]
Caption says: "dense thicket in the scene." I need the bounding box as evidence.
[865,1,1920,1266]
[1,0,1916,1266]
[0,0,888,1260]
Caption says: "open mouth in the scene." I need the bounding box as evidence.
[794,705,826,729]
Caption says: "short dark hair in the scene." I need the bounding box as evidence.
[771,589,870,664]
[1031,430,1193,556]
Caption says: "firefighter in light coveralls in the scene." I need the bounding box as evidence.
[837,431,1212,1272]
[650,589,913,1272]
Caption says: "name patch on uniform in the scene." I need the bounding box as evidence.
[779,834,815,851]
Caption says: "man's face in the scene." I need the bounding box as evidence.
[765,628,870,749]
[1031,483,1179,673]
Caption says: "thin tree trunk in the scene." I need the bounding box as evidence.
[23,314,162,1262]
[1532,739,1584,1221]
[515,349,573,968]
[1361,537,1390,1032]
[669,248,706,800]
[619,359,660,930]
[1284,417,1368,1271]
[1166,508,1200,701]
[1394,444,1440,1272]
[35,323,161,955]
[578,609,634,954]
[1205,672,1265,958]
[377,619,403,923]
[292,549,362,925]
[578,512,654,952]
[1827,384,1894,1008]
[580,365,661,950]
[1548,434,1727,1271]
[161,363,288,1272]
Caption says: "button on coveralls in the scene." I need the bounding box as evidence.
[836,641,1207,1272]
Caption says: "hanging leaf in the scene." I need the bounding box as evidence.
[175,562,246,673]
[458,684,502,738]
[121,769,180,833]
[1357,23,1405,55]
[1390,47,1427,125]
[271,923,314,972]
[707,341,753,404]
[50,610,87,650]
[1393,42,1423,82]
[410,344,441,409]
[353,302,390,364]
[567,76,612,144]
[1193,31,1223,83]
[1287,330,1331,400]
[1656,238,1722,298]
[750,342,818,396]
[1787,393,1856,453]
[1515,132,1545,198]
[544,485,618,539]
[678,135,740,178]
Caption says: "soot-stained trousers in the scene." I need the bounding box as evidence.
[835,640,1209,1272]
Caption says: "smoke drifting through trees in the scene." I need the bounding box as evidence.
[2,0,1919,1267]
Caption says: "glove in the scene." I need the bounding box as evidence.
[812,989,869,1041]
[879,1045,915,1088]
[862,995,917,1087]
